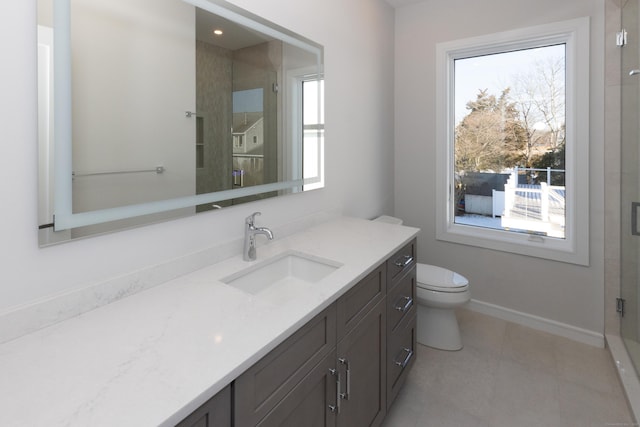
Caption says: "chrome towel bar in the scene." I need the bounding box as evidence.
[72,165,165,177]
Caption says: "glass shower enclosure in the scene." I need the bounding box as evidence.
[621,0,640,382]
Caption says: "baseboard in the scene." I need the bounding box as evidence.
[467,299,605,348]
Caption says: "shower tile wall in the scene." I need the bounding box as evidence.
[196,40,233,204]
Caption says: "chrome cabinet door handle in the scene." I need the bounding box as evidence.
[394,255,413,268]
[338,358,351,400]
[394,347,414,369]
[632,202,640,236]
[394,296,413,313]
[328,368,341,414]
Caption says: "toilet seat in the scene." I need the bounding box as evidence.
[417,264,469,293]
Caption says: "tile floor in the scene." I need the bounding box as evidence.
[382,308,636,427]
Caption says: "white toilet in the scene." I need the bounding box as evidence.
[416,264,470,351]
[373,215,470,351]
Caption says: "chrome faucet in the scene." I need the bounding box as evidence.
[243,212,274,261]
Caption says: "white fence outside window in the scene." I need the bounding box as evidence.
[498,167,566,238]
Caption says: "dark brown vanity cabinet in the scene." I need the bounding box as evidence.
[176,385,232,427]
[234,305,338,427]
[335,299,386,427]
[234,264,390,427]
[185,239,417,427]
[246,350,339,427]
[335,265,387,427]
[336,265,386,338]
[386,239,416,285]
[385,240,417,409]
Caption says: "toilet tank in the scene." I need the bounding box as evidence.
[372,215,403,225]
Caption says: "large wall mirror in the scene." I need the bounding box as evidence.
[37,0,324,245]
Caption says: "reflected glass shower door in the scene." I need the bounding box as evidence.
[621,0,640,377]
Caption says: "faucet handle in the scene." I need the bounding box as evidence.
[246,211,261,226]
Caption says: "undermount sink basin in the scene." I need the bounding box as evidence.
[221,251,342,295]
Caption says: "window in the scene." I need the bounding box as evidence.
[302,79,325,191]
[435,18,590,265]
[284,68,324,193]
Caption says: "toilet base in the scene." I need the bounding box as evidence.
[417,304,463,351]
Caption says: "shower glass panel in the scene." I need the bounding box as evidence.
[621,0,640,379]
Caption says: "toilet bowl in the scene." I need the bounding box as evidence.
[416,264,470,351]
[371,215,470,350]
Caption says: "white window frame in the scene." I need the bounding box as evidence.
[435,17,590,266]
[285,66,325,192]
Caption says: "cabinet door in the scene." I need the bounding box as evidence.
[255,349,338,427]
[235,304,337,426]
[175,385,231,427]
[336,298,387,427]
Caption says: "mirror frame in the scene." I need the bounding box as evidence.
[46,0,324,232]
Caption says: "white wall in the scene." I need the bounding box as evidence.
[0,0,395,312]
[394,0,605,334]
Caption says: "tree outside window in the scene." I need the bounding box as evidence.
[453,44,566,239]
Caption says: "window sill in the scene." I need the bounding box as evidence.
[436,222,589,266]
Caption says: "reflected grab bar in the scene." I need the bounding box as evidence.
[72,166,165,177]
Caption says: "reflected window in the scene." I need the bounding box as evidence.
[303,79,324,191]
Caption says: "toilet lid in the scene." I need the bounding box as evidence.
[372,215,403,225]
[417,264,468,292]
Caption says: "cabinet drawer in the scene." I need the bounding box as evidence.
[337,263,386,340]
[386,312,416,410]
[386,267,416,334]
[235,304,337,427]
[386,239,416,286]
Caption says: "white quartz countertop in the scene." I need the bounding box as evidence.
[0,217,418,426]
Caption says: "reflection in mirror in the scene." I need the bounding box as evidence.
[303,79,325,191]
[37,0,324,245]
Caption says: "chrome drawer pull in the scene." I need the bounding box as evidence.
[338,358,351,400]
[394,296,413,313]
[394,347,414,369]
[329,368,341,414]
[394,255,413,268]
